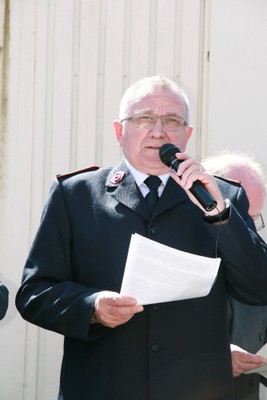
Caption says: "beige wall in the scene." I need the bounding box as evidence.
[204,0,267,245]
[0,0,266,398]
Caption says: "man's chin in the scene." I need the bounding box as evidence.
[142,160,169,175]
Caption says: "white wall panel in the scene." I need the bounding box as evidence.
[76,0,102,167]
[0,1,40,399]
[1,0,266,398]
[155,0,181,78]
[101,0,125,164]
[204,0,267,244]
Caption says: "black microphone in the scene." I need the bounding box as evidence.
[159,143,217,212]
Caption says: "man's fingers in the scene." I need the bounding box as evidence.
[94,291,144,328]
[231,344,267,376]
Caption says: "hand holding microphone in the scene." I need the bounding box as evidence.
[159,143,218,212]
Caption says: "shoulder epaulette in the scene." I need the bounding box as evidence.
[56,165,99,180]
[214,175,241,187]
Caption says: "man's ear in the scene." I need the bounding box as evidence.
[113,120,123,146]
[185,126,193,144]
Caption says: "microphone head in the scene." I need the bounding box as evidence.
[159,144,180,167]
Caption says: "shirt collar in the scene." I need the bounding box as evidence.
[124,159,170,189]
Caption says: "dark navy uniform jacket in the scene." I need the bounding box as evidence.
[16,160,267,400]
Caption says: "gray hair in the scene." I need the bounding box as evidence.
[202,151,266,191]
[119,75,189,123]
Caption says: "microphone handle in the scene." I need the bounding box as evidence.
[188,181,217,212]
[170,159,217,212]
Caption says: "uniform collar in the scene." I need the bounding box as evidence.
[124,158,170,188]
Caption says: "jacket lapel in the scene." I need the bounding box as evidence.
[105,161,189,220]
[106,162,149,220]
[153,177,189,218]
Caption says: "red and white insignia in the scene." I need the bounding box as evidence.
[110,171,126,184]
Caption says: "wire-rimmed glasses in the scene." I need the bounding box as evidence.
[121,114,188,132]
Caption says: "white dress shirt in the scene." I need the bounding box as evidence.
[125,159,170,198]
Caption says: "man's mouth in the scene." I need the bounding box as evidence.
[146,146,160,150]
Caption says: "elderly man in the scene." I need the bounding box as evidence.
[16,76,267,400]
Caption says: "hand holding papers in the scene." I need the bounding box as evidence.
[120,234,221,305]
[245,343,267,378]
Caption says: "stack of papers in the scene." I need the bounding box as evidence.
[120,234,221,305]
[245,343,267,378]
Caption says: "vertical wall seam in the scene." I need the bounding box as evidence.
[122,0,131,94]
[173,0,183,84]
[148,0,157,76]
[0,0,10,205]
[197,0,211,160]
[95,0,107,165]
[43,0,55,197]
[29,0,39,241]
[69,0,81,171]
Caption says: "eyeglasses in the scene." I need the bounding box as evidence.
[254,213,265,231]
[121,114,188,132]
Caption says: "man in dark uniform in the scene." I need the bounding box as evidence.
[16,75,267,400]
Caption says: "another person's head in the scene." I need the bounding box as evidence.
[113,75,193,175]
[202,151,266,229]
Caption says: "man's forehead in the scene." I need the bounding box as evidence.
[129,92,186,113]
[131,107,180,116]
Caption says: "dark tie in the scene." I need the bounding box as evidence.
[144,176,162,214]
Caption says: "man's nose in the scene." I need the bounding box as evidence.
[150,118,164,137]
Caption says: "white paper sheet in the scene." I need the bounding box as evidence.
[245,343,267,378]
[120,234,221,305]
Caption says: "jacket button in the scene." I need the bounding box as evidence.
[151,343,159,352]
[259,332,264,342]
[153,304,159,310]
[150,226,157,234]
